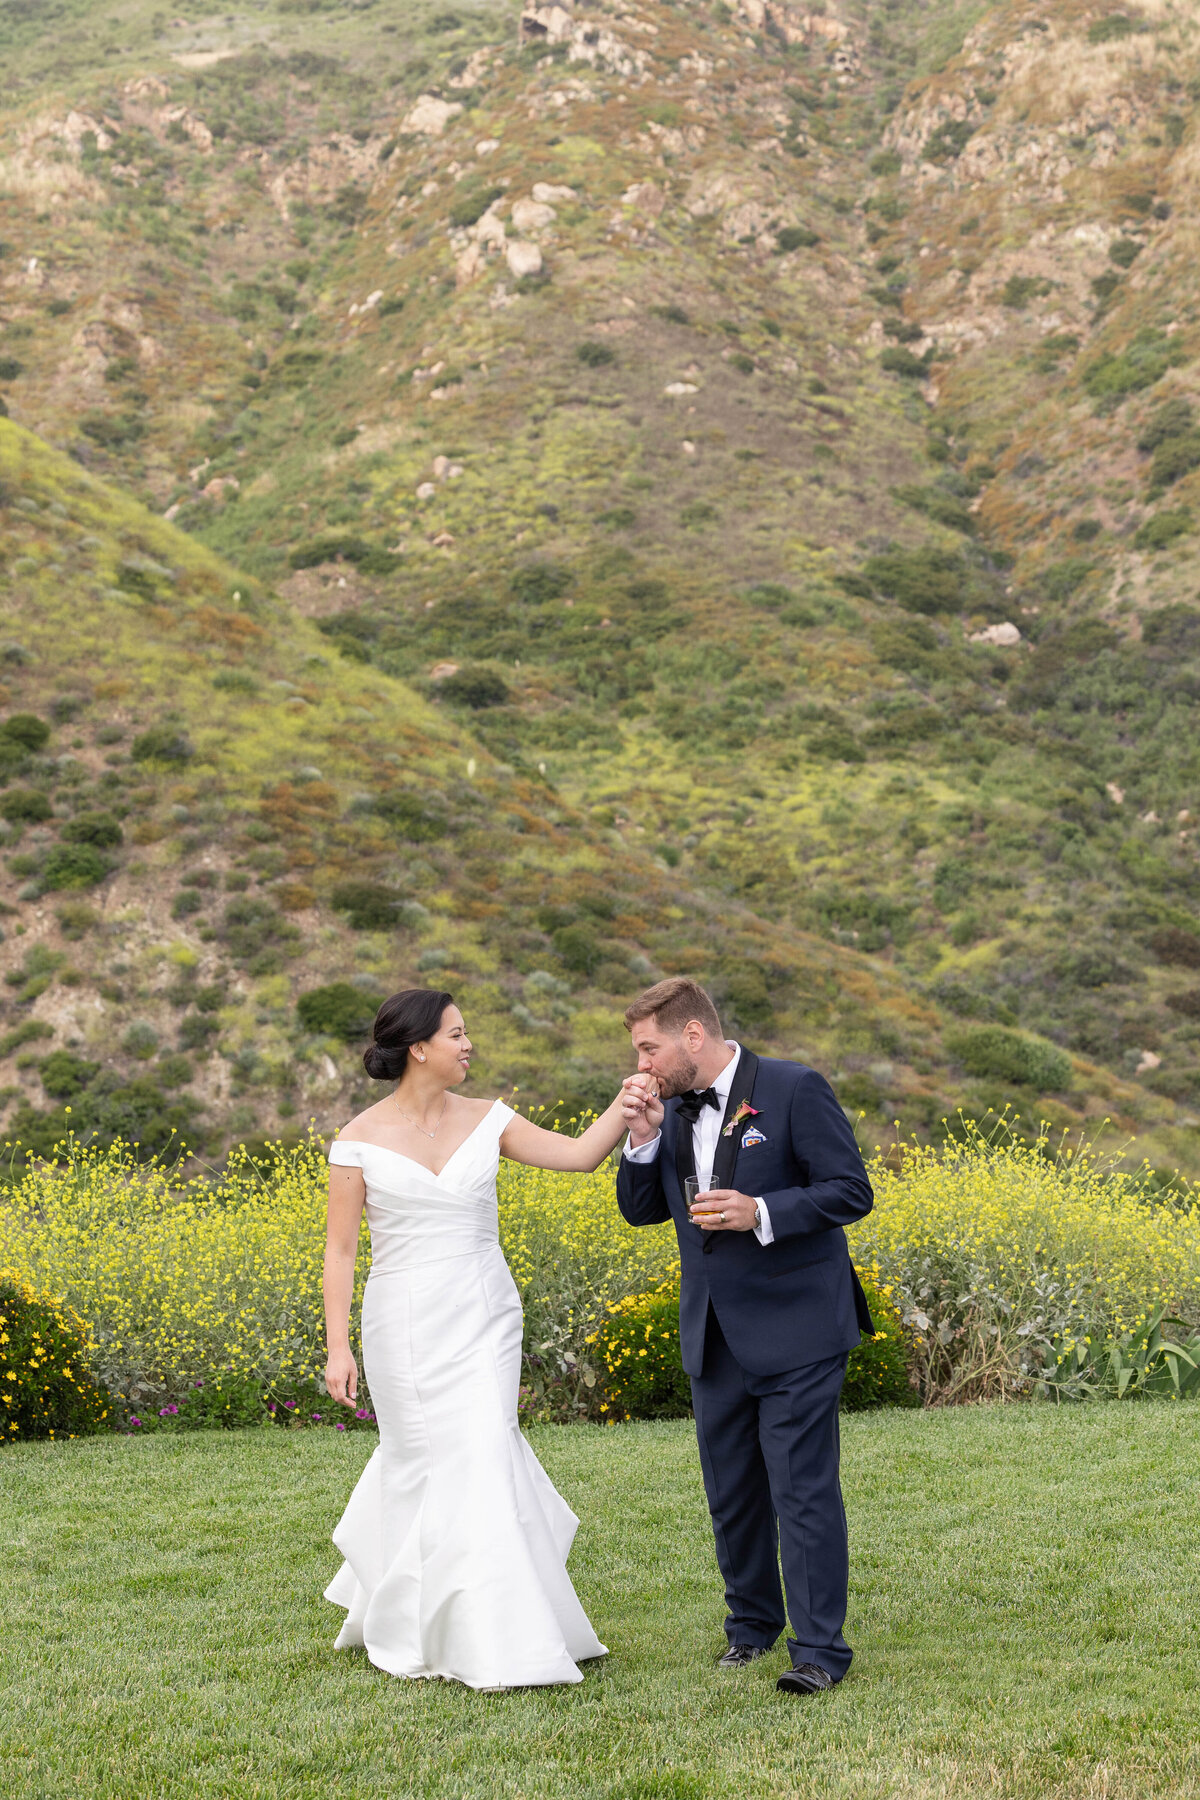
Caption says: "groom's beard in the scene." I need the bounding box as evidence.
[655,1053,699,1099]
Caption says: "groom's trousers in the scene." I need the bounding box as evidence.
[690,1305,852,1680]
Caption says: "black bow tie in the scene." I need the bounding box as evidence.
[677,1087,720,1125]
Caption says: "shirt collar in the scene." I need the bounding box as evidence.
[707,1041,741,1105]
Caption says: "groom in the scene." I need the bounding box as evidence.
[616,977,874,1695]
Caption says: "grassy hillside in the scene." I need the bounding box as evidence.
[1,0,1198,1171]
[0,416,981,1161]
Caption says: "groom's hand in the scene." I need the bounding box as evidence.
[621,1074,663,1144]
[690,1189,758,1232]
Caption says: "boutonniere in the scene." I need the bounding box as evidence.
[722,1101,760,1138]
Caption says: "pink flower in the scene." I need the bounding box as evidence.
[336,1422,346,1431]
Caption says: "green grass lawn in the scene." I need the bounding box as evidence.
[2,1407,1198,1799]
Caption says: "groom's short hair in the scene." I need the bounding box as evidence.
[624,977,722,1037]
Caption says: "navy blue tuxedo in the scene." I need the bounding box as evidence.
[615,1049,874,1679]
[615,1050,874,1376]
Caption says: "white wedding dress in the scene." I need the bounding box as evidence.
[324,1099,607,1689]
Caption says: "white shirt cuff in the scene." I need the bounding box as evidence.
[753,1197,774,1246]
[623,1131,661,1162]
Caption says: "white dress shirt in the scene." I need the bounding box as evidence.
[623,1042,775,1245]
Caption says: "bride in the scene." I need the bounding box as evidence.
[323,985,636,1690]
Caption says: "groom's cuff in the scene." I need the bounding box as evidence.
[753,1198,775,1246]
[623,1132,661,1162]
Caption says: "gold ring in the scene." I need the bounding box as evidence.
[720,1211,727,1223]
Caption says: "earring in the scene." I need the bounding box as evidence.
[417,1052,426,1062]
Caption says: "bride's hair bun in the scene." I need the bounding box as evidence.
[363,988,454,1081]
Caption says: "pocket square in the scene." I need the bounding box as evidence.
[741,1126,767,1148]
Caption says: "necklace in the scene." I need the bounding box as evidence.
[393,1092,448,1139]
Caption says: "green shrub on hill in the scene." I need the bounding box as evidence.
[945,1025,1072,1092]
[329,881,407,931]
[297,982,380,1040]
[1,788,51,822]
[40,845,109,891]
[862,546,966,613]
[61,812,123,848]
[2,713,50,751]
[131,726,192,765]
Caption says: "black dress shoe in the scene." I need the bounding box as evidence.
[717,1644,769,1669]
[776,1662,835,1695]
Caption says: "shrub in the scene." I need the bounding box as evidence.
[0,1020,53,1057]
[576,341,615,367]
[775,225,819,252]
[925,119,974,163]
[839,1275,917,1411]
[1087,12,1146,43]
[287,534,394,573]
[372,791,448,840]
[862,546,965,614]
[448,183,503,229]
[172,887,205,919]
[61,811,123,848]
[122,1022,159,1061]
[1149,927,1200,968]
[552,923,602,976]
[855,1120,1200,1403]
[1109,236,1141,268]
[330,881,407,931]
[1000,274,1051,309]
[1165,988,1200,1019]
[179,1014,220,1051]
[1082,330,1184,406]
[1137,397,1193,452]
[40,1051,99,1100]
[221,898,299,973]
[0,1274,111,1441]
[131,725,193,764]
[297,982,379,1040]
[1147,437,1200,493]
[1,788,52,823]
[1134,510,1192,551]
[1142,604,1200,652]
[944,1025,1072,1091]
[869,151,902,176]
[156,1053,194,1090]
[2,713,50,751]
[590,1282,692,1420]
[680,500,717,527]
[41,844,108,891]
[439,666,510,709]
[511,562,572,605]
[0,356,25,380]
[591,1269,913,1421]
[880,346,930,377]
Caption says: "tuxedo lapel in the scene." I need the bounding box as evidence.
[703,1049,760,1255]
[712,1049,760,1191]
[671,1098,695,1197]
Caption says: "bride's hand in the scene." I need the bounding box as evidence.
[621,1074,664,1138]
[325,1346,359,1409]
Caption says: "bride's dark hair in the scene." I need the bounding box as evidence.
[363,988,455,1081]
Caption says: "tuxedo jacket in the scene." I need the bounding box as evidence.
[615,1050,874,1378]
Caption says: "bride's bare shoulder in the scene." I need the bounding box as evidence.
[337,1096,393,1140]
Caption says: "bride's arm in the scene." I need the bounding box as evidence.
[323,1164,365,1409]
[501,1085,639,1173]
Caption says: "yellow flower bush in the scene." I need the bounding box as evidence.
[0,1270,111,1440]
[0,1132,676,1417]
[0,1117,1196,1424]
[853,1119,1200,1402]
